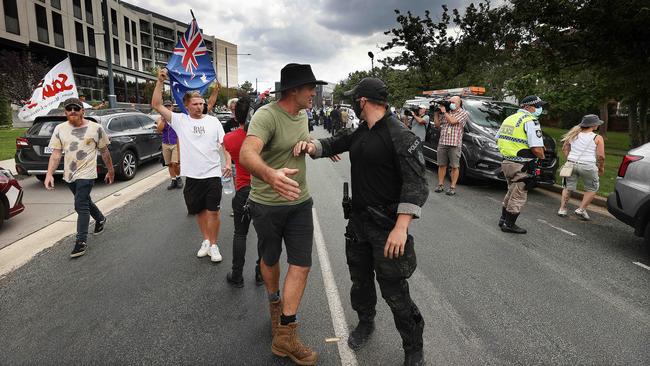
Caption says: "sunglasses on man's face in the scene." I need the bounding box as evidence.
[65,105,82,112]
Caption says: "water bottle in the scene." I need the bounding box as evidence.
[222,176,234,195]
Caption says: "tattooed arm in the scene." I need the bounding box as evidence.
[595,135,605,176]
[100,146,115,184]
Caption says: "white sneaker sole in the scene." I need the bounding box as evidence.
[210,255,222,262]
[197,252,209,258]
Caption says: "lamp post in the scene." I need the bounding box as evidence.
[100,0,116,108]
[224,47,251,99]
[368,51,374,75]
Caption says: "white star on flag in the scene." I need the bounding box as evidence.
[200,74,207,83]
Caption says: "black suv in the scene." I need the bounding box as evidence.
[15,108,162,181]
[407,97,558,183]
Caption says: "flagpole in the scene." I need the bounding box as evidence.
[190,10,196,21]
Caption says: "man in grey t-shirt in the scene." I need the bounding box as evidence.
[410,104,429,142]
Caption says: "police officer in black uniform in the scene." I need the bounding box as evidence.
[293,77,429,366]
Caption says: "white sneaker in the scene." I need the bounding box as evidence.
[197,240,210,257]
[574,208,591,220]
[209,245,222,262]
[557,208,568,217]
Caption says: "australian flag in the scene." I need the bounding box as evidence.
[167,19,215,114]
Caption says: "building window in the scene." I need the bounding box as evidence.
[123,16,130,42]
[87,27,96,58]
[110,8,117,36]
[131,20,137,44]
[126,46,132,69]
[133,48,138,67]
[52,12,64,48]
[84,0,93,24]
[75,22,85,54]
[72,0,82,20]
[51,0,61,10]
[35,4,49,43]
[113,38,120,65]
[4,0,20,35]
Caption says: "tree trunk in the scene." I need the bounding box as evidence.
[599,100,609,140]
[639,94,649,144]
[628,99,640,148]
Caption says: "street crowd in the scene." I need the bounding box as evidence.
[42,61,607,366]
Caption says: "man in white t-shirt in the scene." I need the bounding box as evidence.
[151,68,232,262]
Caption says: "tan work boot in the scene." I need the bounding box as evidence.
[269,300,282,336]
[271,322,318,365]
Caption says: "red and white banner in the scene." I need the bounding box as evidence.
[18,57,78,121]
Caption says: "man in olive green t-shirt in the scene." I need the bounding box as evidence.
[240,63,326,365]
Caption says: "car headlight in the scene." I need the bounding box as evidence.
[472,135,499,150]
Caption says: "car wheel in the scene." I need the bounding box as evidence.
[644,220,650,251]
[117,150,137,181]
[35,174,46,182]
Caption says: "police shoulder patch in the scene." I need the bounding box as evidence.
[536,130,542,138]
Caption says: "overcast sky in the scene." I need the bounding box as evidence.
[128,0,469,92]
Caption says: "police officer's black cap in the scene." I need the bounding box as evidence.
[344,77,389,102]
[520,95,547,108]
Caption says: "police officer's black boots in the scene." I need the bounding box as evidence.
[498,207,507,228]
[347,320,375,350]
[404,349,425,366]
[501,212,527,234]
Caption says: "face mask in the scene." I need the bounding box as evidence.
[449,103,457,111]
[353,98,364,118]
[533,107,543,117]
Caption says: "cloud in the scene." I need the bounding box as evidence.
[124,0,476,93]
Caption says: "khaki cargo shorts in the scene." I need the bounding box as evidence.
[437,145,461,168]
[162,143,179,165]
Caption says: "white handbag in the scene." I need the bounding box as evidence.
[560,143,588,178]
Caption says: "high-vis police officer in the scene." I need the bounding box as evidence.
[496,95,547,234]
[293,77,429,366]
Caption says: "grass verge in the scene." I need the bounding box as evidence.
[0,127,26,161]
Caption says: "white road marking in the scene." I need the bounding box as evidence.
[633,262,650,271]
[312,209,358,366]
[536,219,577,236]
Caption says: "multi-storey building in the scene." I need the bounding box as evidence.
[0,0,238,105]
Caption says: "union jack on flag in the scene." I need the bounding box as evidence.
[167,18,216,114]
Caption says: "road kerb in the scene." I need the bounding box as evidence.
[0,169,169,278]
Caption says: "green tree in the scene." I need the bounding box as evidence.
[239,80,254,94]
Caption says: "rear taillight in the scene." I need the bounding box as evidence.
[16,137,30,150]
[617,154,643,178]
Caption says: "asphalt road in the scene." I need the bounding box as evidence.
[1,126,648,365]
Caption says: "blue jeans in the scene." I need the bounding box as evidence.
[68,179,104,243]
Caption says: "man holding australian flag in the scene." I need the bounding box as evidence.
[151,14,232,264]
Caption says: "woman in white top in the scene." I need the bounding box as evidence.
[558,114,606,220]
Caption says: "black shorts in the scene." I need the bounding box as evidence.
[249,198,314,267]
[183,177,222,215]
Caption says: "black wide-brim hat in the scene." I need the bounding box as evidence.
[270,63,327,93]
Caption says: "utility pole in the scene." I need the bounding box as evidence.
[225,47,229,100]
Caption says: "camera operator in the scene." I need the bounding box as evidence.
[408,104,429,143]
[433,96,469,195]
[294,77,429,366]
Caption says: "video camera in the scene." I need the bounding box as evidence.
[430,98,452,113]
[402,106,420,117]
